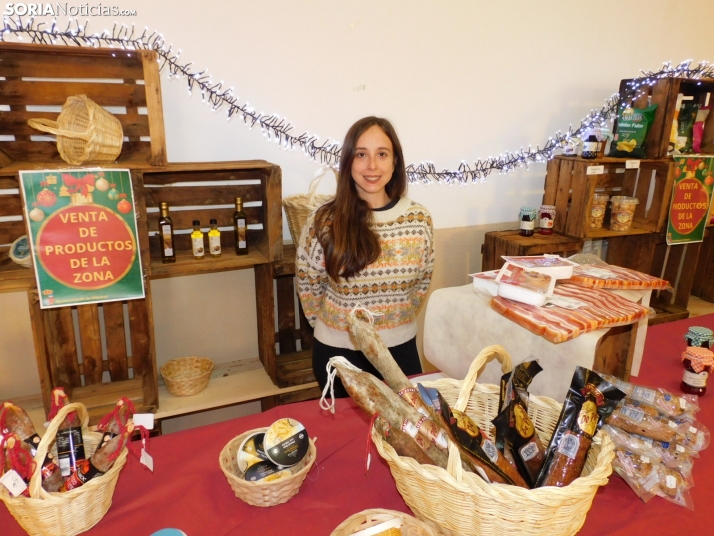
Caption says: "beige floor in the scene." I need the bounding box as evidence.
[687,295,714,317]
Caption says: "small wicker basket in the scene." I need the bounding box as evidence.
[282,165,335,247]
[160,356,214,397]
[27,94,123,166]
[0,402,128,536]
[372,345,616,536]
[331,508,437,536]
[219,427,316,507]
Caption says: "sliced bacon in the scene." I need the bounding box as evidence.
[491,283,649,344]
[567,265,669,290]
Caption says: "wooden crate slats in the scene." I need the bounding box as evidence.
[141,169,269,187]
[276,275,297,355]
[263,167,284,263]
[605,234,658,274]
[28,291,57,413]
[137,284,158,408]
[481,231,583,272]
[552,157,574,234]
[103,301,129,381]
[692,230,714,299]
[542,159,560,206]
[0,47,145,79]
[0,110,151,138]
[594,324,636,381]
[146,206,263,233]
[127,298,150,378]
[564,161,593,238]
[140,51,168,166]
[0,140,154,164]
[47,306,81,387]
[76,304,104,385]
[0,79,148,107]
[673,242,702,309]
[0,193,22,214]
[255,262,276,381]
[143,183,264,207]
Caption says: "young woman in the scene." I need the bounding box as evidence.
[296,116,435,397]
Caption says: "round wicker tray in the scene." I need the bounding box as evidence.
[160,356,214,397]
[219,427,317,507]
[331,508,437,536]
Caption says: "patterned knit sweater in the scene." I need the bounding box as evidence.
[296,196,435,350]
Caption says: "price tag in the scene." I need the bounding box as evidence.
[133,413,155,430]
[140,449,154,472]
[586,165,605,175]
[0,469,28,497]
[625,160,640,169]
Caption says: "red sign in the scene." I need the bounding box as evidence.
[36,204,137,290]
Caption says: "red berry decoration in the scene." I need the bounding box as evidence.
[36,188,57,208]
[117,199,132,214]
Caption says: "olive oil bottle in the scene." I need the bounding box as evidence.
[158,202,176,264]
[191,220,205,260]
[208,218,221,257]
[233,197,248,256]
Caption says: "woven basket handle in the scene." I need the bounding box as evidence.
[27,118,92,141]
[454,345,512,413]
[307,165,336,206]
[28,402,89,499]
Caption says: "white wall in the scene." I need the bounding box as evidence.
[2,0,713,403]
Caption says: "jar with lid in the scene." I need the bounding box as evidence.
[519,207,537,237]
[684,326,713,348]
[581,133,599,159]
[681,346,714,396]
[538,205,556,235]
[589,194,609,229]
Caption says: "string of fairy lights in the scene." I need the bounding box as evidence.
[3,17,714,184]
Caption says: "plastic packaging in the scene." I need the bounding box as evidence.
[589,194,609,229]
[599,374,700,420]
[610,196,639,232]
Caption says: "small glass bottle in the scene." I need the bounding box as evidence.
[681,347,714,396]
[233,197,248,256]
[191,220,205,260]
[158,202,176,264]
[684,326,713,349]
[581,134,599,159]
[538,205,556,235]
[519,207,537,237]
[208,218,221,258]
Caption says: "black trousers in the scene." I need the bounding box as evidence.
[312,336,422,398]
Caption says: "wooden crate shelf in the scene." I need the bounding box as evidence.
[0,42,166,168]
[481,230,583,272]
[149,247,271,279]
[543,156,675,239]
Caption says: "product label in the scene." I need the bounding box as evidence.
[236,219,247,248]
[557,432,580,460]
[578,266,618,279]
[682,369,708,388]
[56,426,86,477]
[539,218,554,229]
[264,419,309,467]
[625,160,641,169]
[61,459,103,491]
[642,468,660,492]
[482,438,499,464]
[666,474,676,489]
[613,210,633,224]
[519,220,535,231]
[583,142,599,153]
[209,234,221,256]
[520,441,539,462]
[632,386,656,405]
[191,235,204,257]
[591,207,604,218]
[676,445,685,453]
[402,419,419,438]
[0,469,28,497]
[679,398,687,410]
[619,406,645,424]
[161,225,173,256]
[586,164,604,175]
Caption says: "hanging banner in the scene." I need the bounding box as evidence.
[19,168,144,308]
[667,156,714,245]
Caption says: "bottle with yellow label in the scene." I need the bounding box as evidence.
[208,218,221,257]
[191,220,205,260]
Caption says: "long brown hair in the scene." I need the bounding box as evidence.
[314,116,407,280]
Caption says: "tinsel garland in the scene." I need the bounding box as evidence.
[2,17,714,184]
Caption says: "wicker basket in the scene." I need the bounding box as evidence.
[282,165,336,247]
[27,94,123,166]
[160,356,214,397]
[219,427,317,507]
[331,508,437,536]
[0,402,128,536]
[372,345,616,536]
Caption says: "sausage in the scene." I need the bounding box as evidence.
[607,409,678,443]
[375,416,437,466]
[540,432,591,487]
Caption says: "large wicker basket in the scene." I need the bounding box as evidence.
[27,94,123,166]
[282,165,335,247]
[372,345,615,536]
[331,508,437,536]
[219,427,317,507]
[0,402,128,536]
[160,356,214,397]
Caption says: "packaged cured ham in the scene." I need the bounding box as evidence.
[600,374,699,420]
[567,263,670,290]
[48,387,86,477]
[1,434,34,497]
[536,367,625,488]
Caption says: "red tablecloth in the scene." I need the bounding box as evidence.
[2,315,712,535]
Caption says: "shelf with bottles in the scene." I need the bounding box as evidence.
[543,155,675,239]
[136,161,283,279]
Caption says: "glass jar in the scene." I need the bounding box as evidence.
[684,326,713,348]
[538,205,556,235]
[519,207,537,237]
[681,347,714,396]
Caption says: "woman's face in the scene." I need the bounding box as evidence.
[350,125,394,208]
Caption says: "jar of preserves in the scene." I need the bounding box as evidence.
[519,207,537,237]
[681,347,714,396]
[684,326,713,348]
[538,205,556,235]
